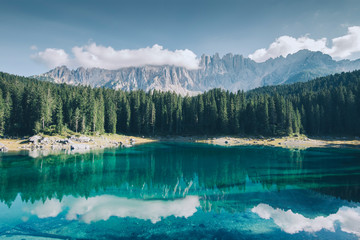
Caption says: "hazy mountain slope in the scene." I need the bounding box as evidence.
[33,50,360,95]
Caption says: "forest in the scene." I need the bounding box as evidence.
[0,70,359,137]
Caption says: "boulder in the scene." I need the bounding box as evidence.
[29,135,42,143]
[40,137,50,144]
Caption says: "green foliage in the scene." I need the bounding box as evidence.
[43,125,57,136]
[0,70,360,137]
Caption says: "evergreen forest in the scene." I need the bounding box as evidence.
[0,70,359,137]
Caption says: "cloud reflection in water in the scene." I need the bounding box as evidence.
[29,195,200,224]
[252,203,360,237]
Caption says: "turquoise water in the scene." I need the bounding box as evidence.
[0,143,360,239]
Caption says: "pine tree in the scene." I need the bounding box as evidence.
[119,95,131,133]
[105,96,117,134]
[285,100,294,135]
[3,91,12,134]
[41,88,54,129]
[209,95,218,134]
[0,89,5,135]
[74,108,80,133]
[268,97,277,135]
[54,100,64,134]
[150,102,156,135]
[96,90,105,134]
[198,95,204,134]
[218,91,228,133]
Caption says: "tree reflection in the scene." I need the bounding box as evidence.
[0,144,359,207]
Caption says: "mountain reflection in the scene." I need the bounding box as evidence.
[0,143,360,207]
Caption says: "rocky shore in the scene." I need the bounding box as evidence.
[195,136,360,149]
[0,134,359,155]
[0,134,155,153]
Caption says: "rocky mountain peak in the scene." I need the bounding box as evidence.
[33,50,360,95]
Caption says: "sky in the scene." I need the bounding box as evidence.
[1,0,360,76]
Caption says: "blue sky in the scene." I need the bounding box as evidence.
[1,0,360,76]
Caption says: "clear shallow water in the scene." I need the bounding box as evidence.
[0,143,360,239]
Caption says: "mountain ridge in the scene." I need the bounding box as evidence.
[33,50,360,95]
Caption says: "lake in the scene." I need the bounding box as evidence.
[0,142,360,239]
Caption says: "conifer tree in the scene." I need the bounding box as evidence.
[54,100,64,134]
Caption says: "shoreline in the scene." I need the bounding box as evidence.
[1,134,360,154]
[0,134,155,153]
[193,136,360,149]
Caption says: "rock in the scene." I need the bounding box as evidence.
[40,137,49,144]
[70,136,91,143]
[0,143,8,152]
[109,140,119,145]
[224,141,228,144]
[29,135,42,143]
[130,138,136,145]
[34,50,360,96]
[70,144,90,150]
[57,139,72,144]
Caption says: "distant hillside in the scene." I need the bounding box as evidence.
[33,50,360,95]
[248,70,360,96]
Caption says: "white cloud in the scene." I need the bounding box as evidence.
[249,26,360,62]
[252,203,360,237]
[31,48,69,69]
[30,45,38,51]
[326,26,360,58]
[32,43,200,70]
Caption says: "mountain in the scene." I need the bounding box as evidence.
[33,50,360,95]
